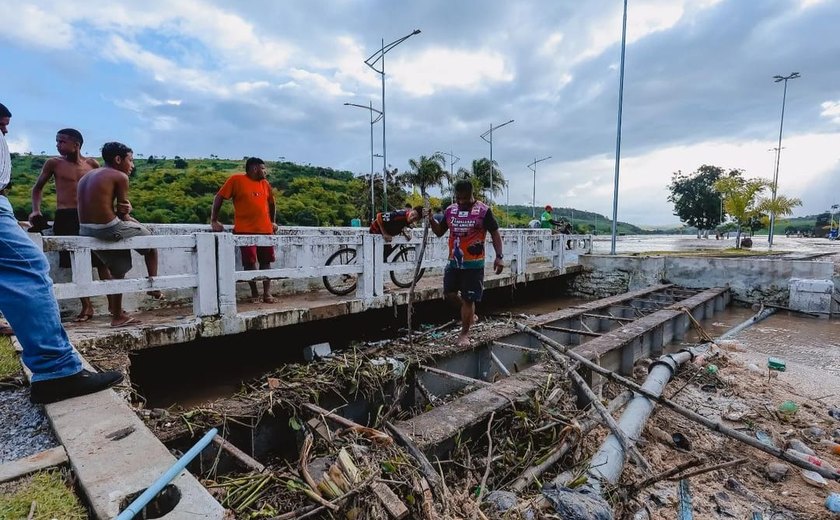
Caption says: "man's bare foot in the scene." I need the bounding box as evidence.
[456,334,471,347]
[111,313,141,328]
[263,294,276,303]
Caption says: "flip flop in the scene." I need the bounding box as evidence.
[73,313,94,323]
[110,317,141,328]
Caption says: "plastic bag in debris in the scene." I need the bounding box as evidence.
[542,484,613,520]
[369,357,406,376]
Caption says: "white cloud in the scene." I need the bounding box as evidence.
[5,135,32,154]
[288,69,350,97]
[2,3,74,50]
[821,100,840,124]
[517,132,840,225]
[388,48,513,96]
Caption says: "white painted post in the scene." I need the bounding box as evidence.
[372,234,385,296]
[193,233,219,317]
[70,248,94,292]
[559,235,566,269]
[216,233,238,317]
[551,236,562,269]
[357,234,375,300]
[517,232,527,276]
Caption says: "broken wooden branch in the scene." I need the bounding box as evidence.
[372,480,409,519]
[477,412,496,502]
[385,421,445,499]
[212,435,266,473]
[514,322,840,482]
[628,458,702,493]
[299,433,339,511]
[302,403,391,444]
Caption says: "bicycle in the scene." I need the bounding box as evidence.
[322,242,426,296]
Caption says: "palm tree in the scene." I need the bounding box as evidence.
[758,193,802,235]
[457,158,505,199]
[714,177,770,248]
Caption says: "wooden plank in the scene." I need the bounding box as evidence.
[582,313,635,322]
[418,365,492,388]
[211,435,265,473]
[371,481,409,519]
[0,447,68,483]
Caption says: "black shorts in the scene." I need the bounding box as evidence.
[443,267,484,302]
[52,208,104,269]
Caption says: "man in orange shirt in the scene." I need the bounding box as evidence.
[210,157,278,303]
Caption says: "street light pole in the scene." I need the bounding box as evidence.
[527,156,552,218]
[480,119,514,205]
[768,72,800,248]
[344,102,383,222]
[610,0,629,255]
[435,150,460,197]
[364,29,421,212]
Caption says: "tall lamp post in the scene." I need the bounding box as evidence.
[527,156,552,218]
[435,149,460,197]
[768,72,800,248]
[610,0,629,255]
[364,29,422,211]
[344,102,383,222]
[479,119,514,205]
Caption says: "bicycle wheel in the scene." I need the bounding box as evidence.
[323,247,358,296]
[389,246,425,288]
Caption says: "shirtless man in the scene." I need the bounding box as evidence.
[29,129,112,322]
[77,142,161,327]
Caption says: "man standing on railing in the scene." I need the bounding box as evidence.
[429,179,504,347]
[0,101,124,403]
[77,142,162,328]
[210,157,278,303]
[29,129,113,322]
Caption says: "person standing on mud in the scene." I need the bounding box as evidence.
[429,179,504,347]
[210,157,278,303]
[29,128,113,322]
[77,142,163,328]
[0,102,124,403]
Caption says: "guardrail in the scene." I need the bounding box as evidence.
[37,230,592,319]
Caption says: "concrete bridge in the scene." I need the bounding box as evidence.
[31,225,592,351]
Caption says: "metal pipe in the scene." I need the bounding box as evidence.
[116,427,218,520]
[610,0,629,255]
[584,305,778,492]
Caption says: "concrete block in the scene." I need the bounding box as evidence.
[789,278,834,315]
[304,342,332,362]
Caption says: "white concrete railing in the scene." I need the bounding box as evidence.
[37,229,592,318]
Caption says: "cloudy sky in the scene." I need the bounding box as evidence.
[2,0,839,225]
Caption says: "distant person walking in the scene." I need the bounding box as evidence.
[429,180,504,347]
[0,101,123,403]
[77,142,162,327]
[210,157,278,303]
[29,128,113,322]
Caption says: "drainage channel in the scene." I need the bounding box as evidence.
[134,284,729,517]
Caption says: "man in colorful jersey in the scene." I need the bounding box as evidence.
[211,157,278,303]
[369,206,423,242]
[429,180,504,347]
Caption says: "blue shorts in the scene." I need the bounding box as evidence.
[443,267,484,302]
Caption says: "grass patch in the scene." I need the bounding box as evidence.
[0,335,21,380]
[0,470,87,519]
[629,248,785,258]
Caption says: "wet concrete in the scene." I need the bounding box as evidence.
[593,234,840,257]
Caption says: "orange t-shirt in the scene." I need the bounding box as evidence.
[217,174,274,234]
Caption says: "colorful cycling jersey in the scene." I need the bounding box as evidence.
[369,210,410,236]
[442,201,498,269]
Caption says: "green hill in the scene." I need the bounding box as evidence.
[499,204,645,234]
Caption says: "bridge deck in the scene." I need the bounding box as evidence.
[64,262,581,354]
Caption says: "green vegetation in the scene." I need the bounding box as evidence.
[0,335,20,380]
[0,470,87,519]
[497,204,645,234]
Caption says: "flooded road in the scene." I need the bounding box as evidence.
[592,234,840,259]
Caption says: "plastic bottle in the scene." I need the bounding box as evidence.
[826,492,840,513]
[786,449,837,472]
[788,439,816,456]
[820,439,840,456]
